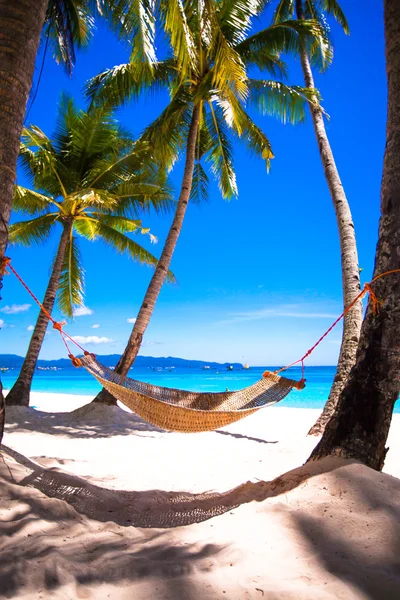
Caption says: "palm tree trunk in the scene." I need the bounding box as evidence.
[6,221,73,406]
[93,103,201,405]
[0,0,49,424]
[295,0,363,436]
[0,380,4,445]
[0,0,48,282]
[308,0,400,470]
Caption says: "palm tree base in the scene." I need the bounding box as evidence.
[91,388,118,405]
[5,380,31,407]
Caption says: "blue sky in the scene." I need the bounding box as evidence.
[0,1,387,366]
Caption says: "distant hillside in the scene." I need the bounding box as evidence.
[0,354,243,370]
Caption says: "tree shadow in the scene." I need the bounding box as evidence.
[5,405,165,438]
[215,429,278,445]
[292,466,400,599]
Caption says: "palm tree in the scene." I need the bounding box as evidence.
[271,0,362,435]
[5,96,172,407]
[0,0,103,290]
[0,0,108,422]
[309,0,400,470]
[87,0,326,403]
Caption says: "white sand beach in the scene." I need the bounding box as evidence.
[1,392,400,599]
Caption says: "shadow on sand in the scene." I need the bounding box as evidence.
[5,404,164,438]
[2,447,400,599]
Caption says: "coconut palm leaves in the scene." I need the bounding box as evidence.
[272,0,348,69]
[10,95,171,317]
[44,0,105,74]
[88,1,326,195]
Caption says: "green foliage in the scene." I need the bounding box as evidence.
[44,0,101,75]
[11,97,173,317]
[87,0,326,201]
[58,233,84,316]
[272,0,349,71]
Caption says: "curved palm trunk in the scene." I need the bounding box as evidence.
[295,0,363,436]
[0,0,49,427]
[0,0,48,284]
[93,104,201,405]
[309,0,400,469]
[6,221,73,406]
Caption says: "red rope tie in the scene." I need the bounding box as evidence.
[272,268,400,386]
[364,283,383,315]
[69,354,82,368]
[52,320,67,332]
[1,256,11,276]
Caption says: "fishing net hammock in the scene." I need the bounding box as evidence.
[3,257,398,433]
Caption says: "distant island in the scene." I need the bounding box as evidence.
[0,354,243,371]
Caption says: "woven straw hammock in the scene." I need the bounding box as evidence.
[81,355,304,433]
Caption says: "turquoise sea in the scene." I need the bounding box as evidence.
[2,365,399,412]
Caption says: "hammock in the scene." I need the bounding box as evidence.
[81,354,304,432]
[5,257,397,434]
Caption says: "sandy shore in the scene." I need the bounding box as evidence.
[1,392,400,599]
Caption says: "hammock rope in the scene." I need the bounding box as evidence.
[2,256,399,432]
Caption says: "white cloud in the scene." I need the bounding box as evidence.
[27,325,34,331]
[0,319,4,328]
[91,324,100,329]
[73,306,93,317]
[72,335,114,345]
[142,340,164,347]
[127,317,136,324]
[0,303,31,315]
[217,305,337,325]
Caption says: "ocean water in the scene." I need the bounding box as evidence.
[2,365,399,412]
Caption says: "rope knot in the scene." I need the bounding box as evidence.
[52,320,67,332]
[68,354,82,368]
[364,283,383,315]
[1,256,11,276]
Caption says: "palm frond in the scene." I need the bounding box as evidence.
[138,87,193,169]
[190,162,209,204]
[86,214,143,233]
[302,2,333,70]
[206,102,238,199]
[321,0,349,34]
[218,0,268,44]
[12,186,58,215]
[201,0,248,101]
[248,79,319,124]
[74,217,175,281]
[229,102,274,169]
[86,59,177,108]
[8,214,59,246]
[237,20,331,73]
[20,126,68,197]
[272,0,295,23]
[57,232,84,317]
[160,0,198,80]
[86,141,154,188]
[65,188,119,212]
[45,0,96,75]
[104,0,157,72]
